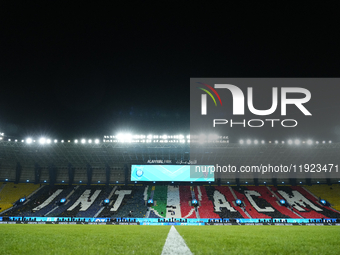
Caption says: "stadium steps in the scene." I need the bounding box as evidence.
[0,182,40,213]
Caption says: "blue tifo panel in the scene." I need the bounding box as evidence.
[131,165,215,182]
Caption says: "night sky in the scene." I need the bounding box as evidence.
[0,3,339,140]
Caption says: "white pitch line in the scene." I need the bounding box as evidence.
[161,226,193,255]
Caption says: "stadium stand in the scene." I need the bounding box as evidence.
[213,186,249,218]
[291,186,340,218]
[179,186,196,218]
[194,186,220,218]
[111,186,148,218]
[30,185,74,217]
[247,186,299,218]
[304,184,340,212]
[0,182,40,213]
[77,185,112,217]
[149,186,167,218]
[166,186,181,218]
[48,185,87,217]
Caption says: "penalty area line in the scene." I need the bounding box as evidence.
[161,226,193,255]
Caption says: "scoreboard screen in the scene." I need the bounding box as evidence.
[131,165,214,182]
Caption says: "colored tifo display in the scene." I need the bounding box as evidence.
[131,165,215,182]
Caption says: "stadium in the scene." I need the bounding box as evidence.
[1,132,340,254]
[2,3,340,254]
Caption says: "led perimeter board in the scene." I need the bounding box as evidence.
[131,165,215,182]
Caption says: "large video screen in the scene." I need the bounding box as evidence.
[131,165,214,182]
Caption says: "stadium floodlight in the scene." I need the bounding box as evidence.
[21,140,24,142]
[54,139,57,143]
[246,139,251,145]
[46,139,51,144]
[75,139,78,143]
[162,135,167,139]
[261,140,265,144]
[294,139,300,145]
[288,139,293,145]
[322,141,325,144]
[15,140,17,142]
[239,139,244,144]
[61,140,64,143]
[254,140,258,144]
[88,139,92,143]
[282,141,285,144]
[275,140,278,144]
[329,140,332,143]
[208,134,219,142]
[186,135,190,139]
[307,139,313,145]
[39,138,46,144]
[316,141,319,144]
[8,139,11,141]
[179,135,184,139]
[147,135,152,139]
[95,139,99,144]
[26,180,29,182]
[81,139,86,144]
[198,134,206,144]
[117,133,132,143]
[26,138,33,144]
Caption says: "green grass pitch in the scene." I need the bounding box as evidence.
[0,225,340,254]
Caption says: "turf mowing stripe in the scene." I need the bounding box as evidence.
[161,226,192,255]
